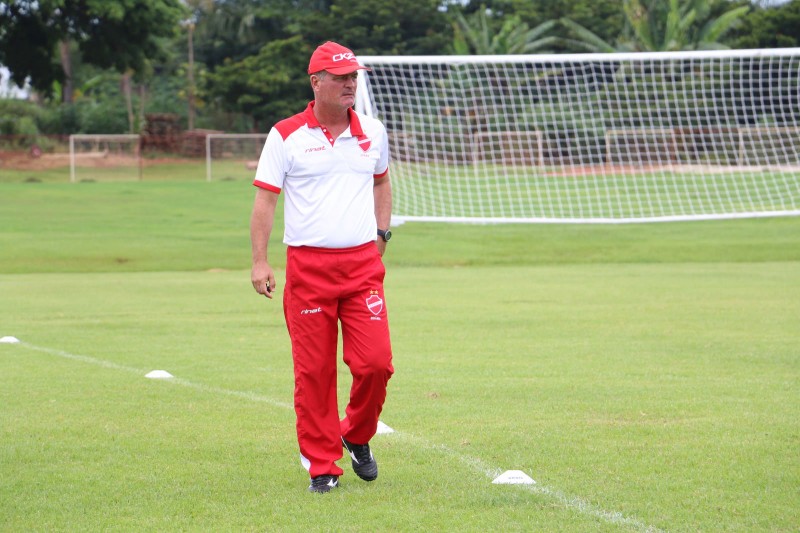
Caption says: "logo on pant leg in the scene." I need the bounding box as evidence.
[366,291,383,317]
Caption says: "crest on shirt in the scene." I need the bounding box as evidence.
[357,136,371,152]
[366,292,383,316]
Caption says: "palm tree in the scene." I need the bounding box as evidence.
[451,6,558,55]
[561,0,750,52]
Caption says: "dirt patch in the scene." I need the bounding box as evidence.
[0,151,70,170]
[0,151,201,171]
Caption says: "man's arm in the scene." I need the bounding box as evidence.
[374,173,392,256]
[251,187,279,298]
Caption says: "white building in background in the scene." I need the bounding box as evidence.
[0,66,30,99]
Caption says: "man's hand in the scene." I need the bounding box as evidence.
[252,261,276,299]
[376,239,387,257]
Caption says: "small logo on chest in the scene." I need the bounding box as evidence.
[305,145,326,153]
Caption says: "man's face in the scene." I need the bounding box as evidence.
[312,71,358,110]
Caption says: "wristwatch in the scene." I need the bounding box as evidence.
[377,229,392,242]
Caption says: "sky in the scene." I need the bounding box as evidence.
[0,66,30,99]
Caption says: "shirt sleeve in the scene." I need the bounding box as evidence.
[373,122,390,178]
[253,128,287,193]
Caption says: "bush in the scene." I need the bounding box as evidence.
[77,100,129,133]
[35,100,129,134]
[0,99,43,135]
[37,105,81,135]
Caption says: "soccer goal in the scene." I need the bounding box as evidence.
[205,133,269,182]
[69,134,142,183]
[355,48,800,223]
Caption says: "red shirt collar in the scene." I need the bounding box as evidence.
[303,101,365,138]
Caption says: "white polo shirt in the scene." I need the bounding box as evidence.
[253,102,389,248]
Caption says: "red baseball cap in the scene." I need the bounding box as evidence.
[307,41,371,75]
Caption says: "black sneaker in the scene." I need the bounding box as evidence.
[342,437,378,481]
[308,475,339,493]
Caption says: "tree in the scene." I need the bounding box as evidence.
[0,0,185,101]
[450,6,558,54]
[190,0,278,69]
[458,0,625,50]
[730,0,800,48]
[197,0,453,132]
[315,0,451,55]
[561,0,750,52]
[201,35,312,132]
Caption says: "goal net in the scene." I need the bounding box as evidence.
[205,133,269,182]
[355,48,800,223]
[69,134,142,182]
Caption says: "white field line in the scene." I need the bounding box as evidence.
[7,340,664,532]
[12,341,292,410]
[402,433,665,533]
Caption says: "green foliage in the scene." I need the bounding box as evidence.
[0,3,61,91]
[321,0,451,55]
[562,0,751,52]
[192,0,452,130]
[0,100,43,135]
[191,0,294,69]
[36,104,81,135]
[11,60,197,135]
[1,0,796,138]
[21,74,131,134]
[0,100,58,150]
[14,116,38,136]
[75,101,129,133]
[451,6,559,54]
[74,0,185,74]
[201,35,311,131]
[0,0,185,95]
[730,0,800,48]
[559,18,618,52]
[459,0,625,50]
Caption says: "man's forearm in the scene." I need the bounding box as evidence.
[251,189,278,263]
[374,175,392,230]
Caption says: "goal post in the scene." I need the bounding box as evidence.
[355,48,800,223]
[69,134,142,183]
[205,133,269,182]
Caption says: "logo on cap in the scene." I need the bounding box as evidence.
[332,53,356,62]
[308,41,371,75]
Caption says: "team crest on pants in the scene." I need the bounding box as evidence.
[366,292,383,316]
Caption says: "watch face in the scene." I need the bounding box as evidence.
[383,230,392,242]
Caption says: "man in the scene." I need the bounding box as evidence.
[250,41,394,494]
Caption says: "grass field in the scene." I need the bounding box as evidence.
[5,156,798,221]
[1,179,799,531]
[389,162,800,220]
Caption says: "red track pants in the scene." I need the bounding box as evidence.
[283,242,394,478]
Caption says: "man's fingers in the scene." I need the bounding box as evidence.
[261,283,273,298]
[252,279,272,298]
